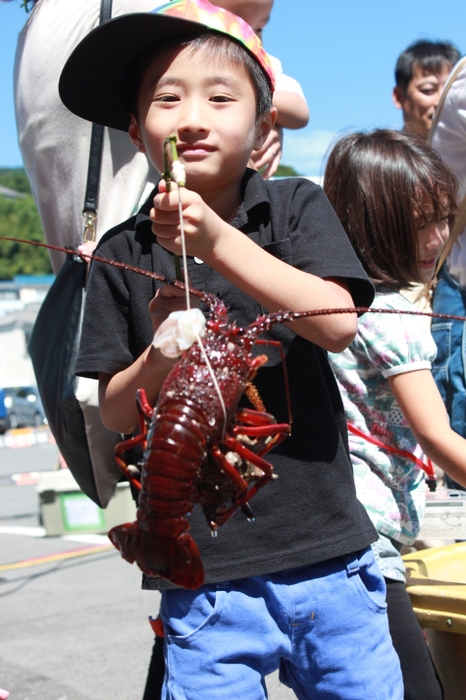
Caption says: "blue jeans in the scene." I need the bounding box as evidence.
[432,266,466,490]
[160,548,403,699]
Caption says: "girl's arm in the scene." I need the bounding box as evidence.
[389,369,466,487]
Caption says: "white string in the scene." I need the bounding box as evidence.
[176,177,227,437]
[177,194,190,311]
[195,329,228,440]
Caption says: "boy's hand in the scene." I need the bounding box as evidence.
[149,283,199,370]
[149,282,198,335]
[77,240,98,263]
[150,181,222,260]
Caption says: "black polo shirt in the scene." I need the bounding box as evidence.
[76,169,377,587]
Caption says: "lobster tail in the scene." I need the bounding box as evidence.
[108,521,204,588]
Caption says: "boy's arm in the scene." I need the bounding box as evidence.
[206,226,356,352]
[98,284,195,434]
[152,187,358,353]
[99,347,170,434]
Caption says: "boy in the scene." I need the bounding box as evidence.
[393,39,460,139]
[61,1,402,697]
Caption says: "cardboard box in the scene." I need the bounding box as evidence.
[37,469,136,536]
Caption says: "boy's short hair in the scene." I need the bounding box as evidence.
[324,129,457,289]
[395,40,461,91]
[123,32,273,124]
[59,0,275,132]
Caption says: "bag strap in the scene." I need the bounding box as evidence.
[82,0,113,243]
[347,422,437,491]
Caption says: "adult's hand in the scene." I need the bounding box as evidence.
[249,126,283,179]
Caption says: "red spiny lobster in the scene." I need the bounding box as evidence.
[3,237,466,589]
[109,291,295,589]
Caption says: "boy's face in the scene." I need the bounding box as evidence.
[392,62,451,139]
[212,0,273,39]
[129,44,275,197]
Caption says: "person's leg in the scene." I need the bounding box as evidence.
[385,579,443,700]
[160,581,284,700]
[142,635,165,700]
[161,552,402,700]
[279,548,403,700]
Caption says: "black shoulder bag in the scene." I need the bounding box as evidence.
[28,0,121,508]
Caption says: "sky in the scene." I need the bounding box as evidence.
[1,0,466,176]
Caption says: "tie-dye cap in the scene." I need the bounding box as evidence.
[155,0,275,89]
[59,0,276,132]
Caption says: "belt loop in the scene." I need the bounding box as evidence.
[342,553,360,576]
[215,581,230,590]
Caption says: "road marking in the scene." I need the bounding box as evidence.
[0,528,115,571]
[0,526,110,543]
[0,543,114,571]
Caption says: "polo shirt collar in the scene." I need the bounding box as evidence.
[134,168,271,232]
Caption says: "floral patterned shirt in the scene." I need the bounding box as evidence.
[328,290,437,544]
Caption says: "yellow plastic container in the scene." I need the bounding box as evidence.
[403,542,466,700]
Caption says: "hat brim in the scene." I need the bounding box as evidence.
[59,13,209,132]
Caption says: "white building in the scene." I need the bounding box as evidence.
[0,277,54,387]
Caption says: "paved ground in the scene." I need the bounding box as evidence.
[0,428,296,699]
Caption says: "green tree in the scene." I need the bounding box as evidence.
[0,193,52,279]
[0,168,32,194]
[275,164,301,177]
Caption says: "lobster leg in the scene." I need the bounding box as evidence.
[223,435,277,504]
[113,388,155,490]
[114,433,146,491]
[205,431,282,528]
[233,408,290,455]
[210,445,250,494]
